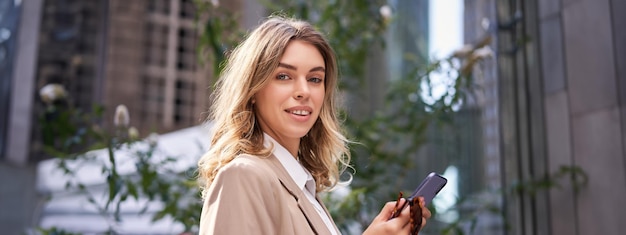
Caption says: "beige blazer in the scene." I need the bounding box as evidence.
[199,154,341,235]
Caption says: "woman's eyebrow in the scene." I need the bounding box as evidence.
[309,66,325,73]
[278,62,297,70]
[278,62,325,73]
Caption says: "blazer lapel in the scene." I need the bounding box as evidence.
[266,154,332,235]
[316,195,341,234]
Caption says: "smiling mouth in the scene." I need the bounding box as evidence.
[289,110,311,116]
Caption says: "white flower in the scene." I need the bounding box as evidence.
[481,17,491,31]
[39,83,67,104]
[472,46,494,60]
[128,126,139,140]
[114,104,130,128]
[379,5,392,21]
[147,132,159,147]
[211,0,219,7]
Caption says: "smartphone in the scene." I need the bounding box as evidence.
[408,172,448,206]
[388,172,447,220]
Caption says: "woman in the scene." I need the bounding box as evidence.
[197,16,430,234]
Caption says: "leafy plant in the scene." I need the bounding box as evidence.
[37,93,203,233]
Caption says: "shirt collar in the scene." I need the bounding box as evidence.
[263,133,314,194]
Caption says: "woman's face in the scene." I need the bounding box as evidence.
[254,40,326,149]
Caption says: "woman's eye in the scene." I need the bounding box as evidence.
[309,77,323,83]
[277,74,290,80]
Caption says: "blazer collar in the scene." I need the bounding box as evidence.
[266,154,339,235]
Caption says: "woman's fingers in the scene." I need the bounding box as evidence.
[378,199,404,221]
[363,198,412,235]
[419,197,431,229]
[370,196,433,234]
[397,202,412,233]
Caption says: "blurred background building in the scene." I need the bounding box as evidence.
[1,0,624,234]
[36,0,210,135]
[0,0,216,233]
[1,0,264,233]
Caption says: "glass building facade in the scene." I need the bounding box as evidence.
[0,0,22,159]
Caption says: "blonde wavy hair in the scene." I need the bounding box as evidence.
[197,16,351,198]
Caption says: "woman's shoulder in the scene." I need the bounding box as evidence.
[227,153,273,168]
[216,154,276,180]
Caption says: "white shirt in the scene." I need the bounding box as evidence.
[263,133,338,235]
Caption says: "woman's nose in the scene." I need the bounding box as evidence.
[293,78,309,100]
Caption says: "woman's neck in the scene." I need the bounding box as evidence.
[264,132,300,159]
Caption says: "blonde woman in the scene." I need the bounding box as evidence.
[198,16,431,235]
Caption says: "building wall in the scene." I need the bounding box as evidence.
[6,0,41,165]
[104,0,211,134]
[0,163,40,235]
[104,0,147,131]
[538,0,626,234]
[464,0,501,197]
[0,0,223,233]
[32,0,212,136]
[0,0,21,161]
[492,0,626,233]
[36,0,106,112]
[1,1,44,233]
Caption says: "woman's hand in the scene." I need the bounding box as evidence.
[414,197,432,233]
[362,197,432,235]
